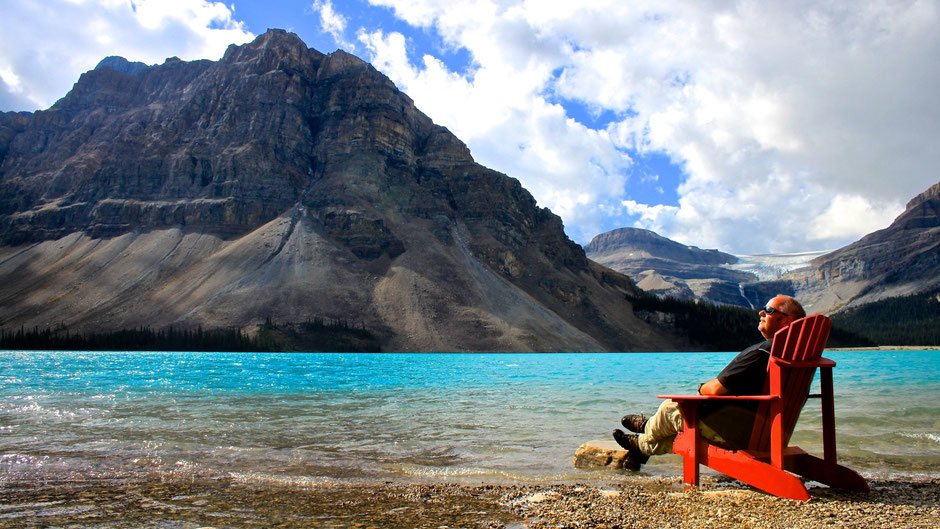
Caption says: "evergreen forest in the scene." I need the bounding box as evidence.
[830,290,940,346]
[0,317,381,353]
[628,292,877,350]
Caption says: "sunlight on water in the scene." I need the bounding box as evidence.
[1,350,937,486]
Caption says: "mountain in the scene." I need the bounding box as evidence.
[784,181,940,313]
[585,181,940,316]
[0,29,683,352]
[584,227,757,305]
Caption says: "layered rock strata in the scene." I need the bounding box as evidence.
[0,30,682,352]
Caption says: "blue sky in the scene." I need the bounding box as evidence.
[2,0,938,254]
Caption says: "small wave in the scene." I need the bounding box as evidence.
[392,462,520,480]
[0,502,97,520]
[900,432,940,443]
[1,453,49,469]
[227,471,335,488]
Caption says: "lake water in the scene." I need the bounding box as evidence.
[1,350,937,487]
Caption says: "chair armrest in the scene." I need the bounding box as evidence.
[658,394,778,401]
[770,356,836,368]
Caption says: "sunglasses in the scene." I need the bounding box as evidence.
[762,305,790,317]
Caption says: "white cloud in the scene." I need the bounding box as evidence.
[359,4,632,243]
[312,0,355,51]
[809,194,904,242]
[358,0,940,253]
[621,200,680,228]
[3,0,937,255]
[0,0,253,111]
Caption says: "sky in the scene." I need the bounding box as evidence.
[2,0,938,255]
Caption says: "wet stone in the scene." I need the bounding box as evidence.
[573,439,642,471]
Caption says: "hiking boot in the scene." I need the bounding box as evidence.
[620,414,648,433]
[613,429,650,465]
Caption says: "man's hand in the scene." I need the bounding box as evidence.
[698,378,730,395]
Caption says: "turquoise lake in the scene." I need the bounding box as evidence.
[1,350,937,486]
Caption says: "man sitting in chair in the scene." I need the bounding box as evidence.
[613,295,806,466]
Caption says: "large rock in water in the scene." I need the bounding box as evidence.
[573,439,640,471]
[0,29,683,352]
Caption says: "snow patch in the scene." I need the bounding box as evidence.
[726,250,832,281]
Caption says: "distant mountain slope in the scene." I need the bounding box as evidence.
[0,29,684,352]
[585,227,737,265]
[584,227,756,306]
[584,181,939,317]
[784,181,940,313]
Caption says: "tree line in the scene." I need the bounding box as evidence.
[2,291,932,352]
[829,290,940,346]
[628,291,877,350]
[0,317,381,353]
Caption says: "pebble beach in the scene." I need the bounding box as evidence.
[2,474,937,528]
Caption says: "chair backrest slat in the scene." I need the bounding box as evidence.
[747,314,832,451]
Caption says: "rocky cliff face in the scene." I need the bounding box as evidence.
[0,30,681,352]
[585,227,756,305]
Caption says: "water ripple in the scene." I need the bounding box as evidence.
[1,350,937,483]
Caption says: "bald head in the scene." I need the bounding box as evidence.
[776,295,805,320]
[758,295,805,339]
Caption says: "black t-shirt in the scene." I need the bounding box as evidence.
[716,339,773,396]
[700,339,773,449]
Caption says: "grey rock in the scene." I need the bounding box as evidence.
[95,56,153,75]
[0,29,685,352]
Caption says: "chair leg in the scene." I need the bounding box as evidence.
[820,368,838,467]
[679,403,701,487]
[682,453,700,488]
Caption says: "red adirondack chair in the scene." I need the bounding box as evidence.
[659,314,869,501]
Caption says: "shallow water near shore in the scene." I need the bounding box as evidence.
[2,349,937,490]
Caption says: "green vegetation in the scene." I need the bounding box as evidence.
[629,291,876,350]
[629,292,760,351]
[0,326,254,352]
[0,317,381,353]
[253,317,381,353]
[830,290,940,346]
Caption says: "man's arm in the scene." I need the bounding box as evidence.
[698,378,730,395]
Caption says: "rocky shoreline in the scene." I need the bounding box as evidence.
[1,474,937,528]
[499,476,939,528]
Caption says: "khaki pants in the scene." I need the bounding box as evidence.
[637,399,684,456]
[637,399,744,456]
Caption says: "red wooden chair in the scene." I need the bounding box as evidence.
[658,314,869,501]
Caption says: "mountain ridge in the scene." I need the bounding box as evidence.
[0,29,683,352]
[586,181,939,315]
[584,227,757,305]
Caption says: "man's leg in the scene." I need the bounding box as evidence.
[637,399,683,456]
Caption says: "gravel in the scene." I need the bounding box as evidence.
[1,474,936,528]
[499,475,940,529]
